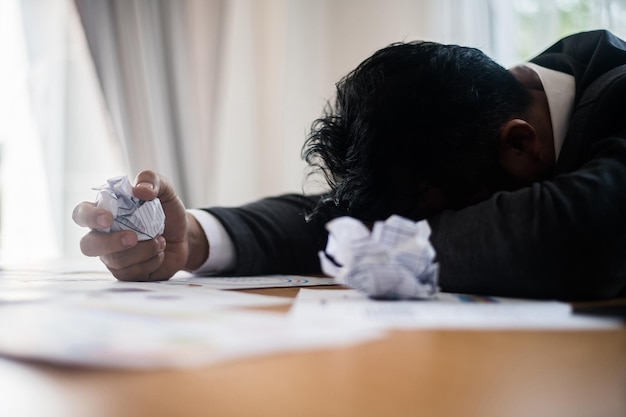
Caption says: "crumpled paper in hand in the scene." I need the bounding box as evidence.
[93,176,165,241]
[319,215,439,299]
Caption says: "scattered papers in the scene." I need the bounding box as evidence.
[63,286,291,317]
[0,269,369,369]
[319,215,438,299]
[0,264,335,293]
[0,272,292,314]
[289,289,623,330]
[0,303,378,369]
[0,264,621,370]
[163,272,336,290]
[93,176,165,240]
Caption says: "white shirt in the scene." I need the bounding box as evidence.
[524,62,575,159]
[190,63,576,274]
[187,209,236,273]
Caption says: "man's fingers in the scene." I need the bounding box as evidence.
[72,201,114,229]
[104,238,169,282]
[133,169,180,205]
[100,237,166,270]
[108,251,166,282]
[132,170,161,201]
[79,230,138,257]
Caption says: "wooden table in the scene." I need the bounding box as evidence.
[2,287,625,417]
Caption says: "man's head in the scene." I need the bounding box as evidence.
[303,41,549,221]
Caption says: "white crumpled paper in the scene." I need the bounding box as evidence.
[319,215,439,299]
[94,176,165,241]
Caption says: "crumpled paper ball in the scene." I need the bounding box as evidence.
[93,176,165,241]
[319,215,439,299]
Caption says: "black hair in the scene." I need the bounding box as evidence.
[303,41,532,221]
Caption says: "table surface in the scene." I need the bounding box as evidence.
[2,287,625,417]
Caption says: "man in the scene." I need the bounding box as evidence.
[74,30,626,300]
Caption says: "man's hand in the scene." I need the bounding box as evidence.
[72,170,208,281]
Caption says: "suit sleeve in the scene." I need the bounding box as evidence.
[202,194,328,276]
[429,133,626,300]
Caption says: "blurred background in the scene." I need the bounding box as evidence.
[0,0,625,265]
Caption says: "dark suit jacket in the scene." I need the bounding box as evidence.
[205,30,626,300]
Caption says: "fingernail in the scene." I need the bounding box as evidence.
[136,182,154,190]
[157,236,166,250]
[121,234,135,247]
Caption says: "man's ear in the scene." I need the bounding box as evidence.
[498,119,544,184]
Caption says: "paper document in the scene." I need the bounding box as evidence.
[289,289,622,330]
[163,272,336,290]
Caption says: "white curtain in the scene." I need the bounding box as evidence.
[1,0,625,264]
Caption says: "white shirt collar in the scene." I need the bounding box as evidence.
[522,62,575,160]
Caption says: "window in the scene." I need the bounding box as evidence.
[511,0,626,61]
[0,0,124,265]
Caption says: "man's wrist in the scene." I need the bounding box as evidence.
[184,211,210,272]
[185,209,237,273]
